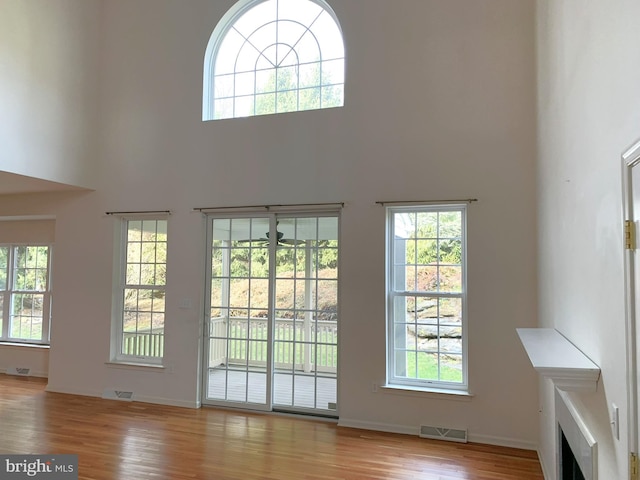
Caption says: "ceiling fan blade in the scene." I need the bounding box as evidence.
[237,237,269,243]
[280,238,306,246]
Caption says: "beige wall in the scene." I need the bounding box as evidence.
[1,0,540,448]
[0,0,101,189]
[536,0,640,477]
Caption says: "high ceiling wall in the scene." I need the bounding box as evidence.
[0,0,540,449]
[0,0,102,192]
[536,0,640,477]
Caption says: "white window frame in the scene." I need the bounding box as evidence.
[111,216,168,365]
[203,0,345,121]
[0,244,52,345]
[386,205,468,391]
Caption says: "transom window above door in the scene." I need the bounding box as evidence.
[203,0,345,120]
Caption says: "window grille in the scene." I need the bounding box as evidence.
[203,0,345,120]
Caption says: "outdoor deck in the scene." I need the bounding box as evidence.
[207,368,337,413]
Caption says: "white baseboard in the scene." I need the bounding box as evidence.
[133,394,200,409]
[467,433,537,451]
[45,384,200,409]
[338,418,537,451]
[338,418,418,436]
[538,449,553,480]
[1,368,48,378]
[45,384,102,397]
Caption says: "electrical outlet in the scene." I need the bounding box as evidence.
[371,382,378,393]
[611,403,619,440]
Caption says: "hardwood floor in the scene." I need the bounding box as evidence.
[0,375,544,479]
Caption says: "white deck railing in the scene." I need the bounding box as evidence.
[122,331,164,357]
[209,317,337,373]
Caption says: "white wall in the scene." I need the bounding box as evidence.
[0,0,101,189]
[2,0,540,448]
[0,192,78,376]
[536,0,640,477]
[0,218,54,376]
[0,345,48,378]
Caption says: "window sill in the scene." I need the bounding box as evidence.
[380,384,474,402]
[105,361,166,372]
[0,342,50,349]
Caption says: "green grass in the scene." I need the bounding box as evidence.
[9,318,42,341]
[225,339,336,367]
[405,351,462,383]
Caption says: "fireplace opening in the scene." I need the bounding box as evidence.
[560,428,586,480]
[555,389,597,480]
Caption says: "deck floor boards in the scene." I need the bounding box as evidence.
[206,368,337,412]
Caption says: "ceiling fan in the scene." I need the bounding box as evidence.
[238,223,304,246]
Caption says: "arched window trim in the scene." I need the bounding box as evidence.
[203,0,345,121]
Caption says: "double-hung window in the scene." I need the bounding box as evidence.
[113,217,167,364]
[387,205,467,390]
[0,245,52,344]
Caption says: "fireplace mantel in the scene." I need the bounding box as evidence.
[517,328,601,392]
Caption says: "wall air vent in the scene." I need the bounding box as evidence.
[102,389,134,401]
[6,367,31,376]
[419,425,468,443]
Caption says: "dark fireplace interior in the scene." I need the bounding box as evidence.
[561,429,586,480]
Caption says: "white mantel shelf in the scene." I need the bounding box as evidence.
[517,328,601,392]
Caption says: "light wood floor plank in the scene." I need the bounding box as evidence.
[0,375,543,479]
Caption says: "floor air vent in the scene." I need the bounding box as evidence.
[6,367,31,376]
[102,389,134,401]
[419,425,468,443]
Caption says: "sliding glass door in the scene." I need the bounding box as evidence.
[205,216,271,409]
[203,212,339,416]
[272,216,338,411]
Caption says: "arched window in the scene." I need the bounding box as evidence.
[203,0,345,121]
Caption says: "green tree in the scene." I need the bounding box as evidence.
[404,212,462,266]
[255,63,343,116]
[14,246,49,292]
[126,222,167,287]
[0,247,8,290]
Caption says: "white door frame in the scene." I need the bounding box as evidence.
[622,138,640,471]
